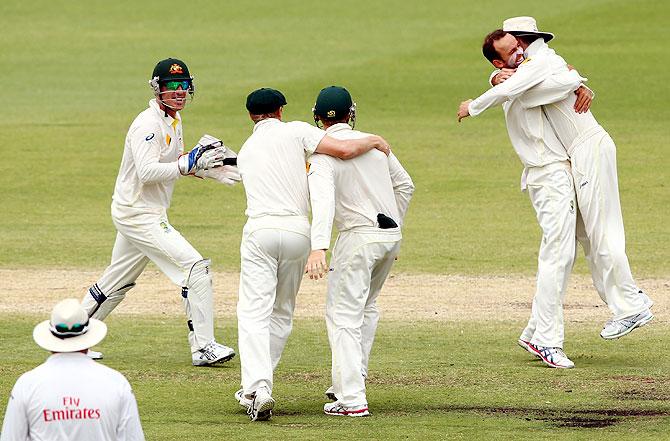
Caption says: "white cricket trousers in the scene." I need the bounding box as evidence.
[570,128,647,320]
[327,227,402,407]
[520,162,576,348]
[89,203,214,351]
[237,216,311,396]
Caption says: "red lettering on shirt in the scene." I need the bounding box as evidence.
[41,407,102,422]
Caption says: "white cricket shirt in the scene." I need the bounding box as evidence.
[0,352,144,441]
[112,99,183,210]
[237,118,326,219]
[308,124,414,250]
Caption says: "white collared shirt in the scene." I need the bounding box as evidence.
[1,352,144,441]
[112,99,183,210]
[237,118,326,219]
[308,123,415,250]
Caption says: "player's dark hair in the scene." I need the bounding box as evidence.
[482,29,507,63]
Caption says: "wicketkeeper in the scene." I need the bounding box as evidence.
[80,57,239,366]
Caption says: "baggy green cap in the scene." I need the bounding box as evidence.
[151,58,191,83]
[246,88,287,114]
[313,86,353,120]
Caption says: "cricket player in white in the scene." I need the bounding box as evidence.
[1,299,144,441]
[305,86,414,416]
[457,29,595,368]
[460,17,654,342]
[80,58,238,366]
[236,87,392,421]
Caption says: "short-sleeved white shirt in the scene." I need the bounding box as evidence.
[112,99,183,210]
[237,118,326,218]
[1,352,144,441]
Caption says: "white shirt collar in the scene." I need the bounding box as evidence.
[46,352,91,362]
[325,123,352,134]
[252,117,281,133]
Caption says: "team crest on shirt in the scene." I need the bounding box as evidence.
[160,221,172,233]
[169,64,184,74]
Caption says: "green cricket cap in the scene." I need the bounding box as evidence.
[151,58,191,83]
[246,88,287,114]
[313,86,353,120]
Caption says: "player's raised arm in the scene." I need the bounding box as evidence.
[519,69,587,109]
[467,30,553,118]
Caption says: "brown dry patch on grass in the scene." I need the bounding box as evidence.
[0,268,667,322]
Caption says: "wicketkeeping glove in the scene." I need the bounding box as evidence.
[194,165,241,185]
[178,134,226,175]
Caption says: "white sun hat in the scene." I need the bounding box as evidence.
[33,299,107,353]
[503,16,554,42]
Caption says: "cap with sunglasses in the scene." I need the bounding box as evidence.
[33,299,107,353]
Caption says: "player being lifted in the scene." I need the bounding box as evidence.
[80,58,240,366]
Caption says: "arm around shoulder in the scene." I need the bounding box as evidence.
[315,134,390,160]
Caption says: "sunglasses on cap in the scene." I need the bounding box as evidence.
[50,321,89,339]
[163,80,191,91]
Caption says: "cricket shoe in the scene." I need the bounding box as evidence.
[192,341,236,366]
[235,388,252,410]
[528,343,575,369]
[247,387,274,421]
[325,386,337,402]
[86,349,103,360]
[324,401,370,417]
[517,339,540,358]
[600,309,654,340]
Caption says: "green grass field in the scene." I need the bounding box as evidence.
[1,316,669,440]
[1,0,669,439]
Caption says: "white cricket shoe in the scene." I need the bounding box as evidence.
[324,401,370,417]
[325,386,337,402]
[235,388,252,410]
[600,309,654,340]
[517,339,540,358]
[528,343,575,369]
[86,349,103,360]
[192,340,236,366]
[247,387,274,421]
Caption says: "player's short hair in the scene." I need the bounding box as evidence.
[482,29,507,63]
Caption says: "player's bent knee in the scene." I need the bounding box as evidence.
[186,259,212,289]
[182,259,213,304]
